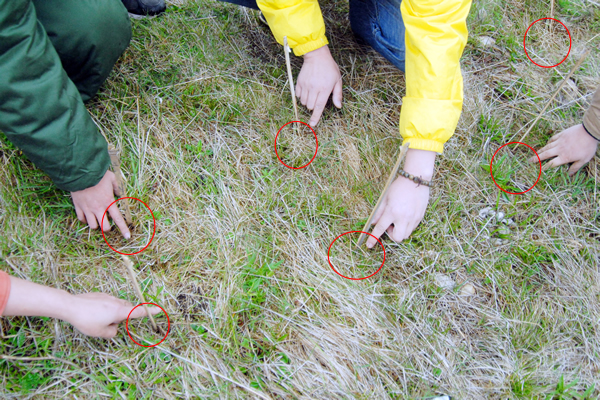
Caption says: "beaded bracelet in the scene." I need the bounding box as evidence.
[398,169,434,188]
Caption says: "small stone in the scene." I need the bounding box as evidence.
[479,206,493,219]
[477,36,496,48]
[494,239,503,246]
[507,218,515,226]
[496,212,505,221]
[459,283,476,296]
[434,273,455,290]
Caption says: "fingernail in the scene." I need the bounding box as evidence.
[125,233,130,240]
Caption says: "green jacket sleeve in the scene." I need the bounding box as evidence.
[0,0,110,192]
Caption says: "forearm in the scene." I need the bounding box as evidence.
[399,0,471,153]
[403,148,437,180]
[3,276,73,320]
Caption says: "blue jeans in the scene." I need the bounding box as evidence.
[349,0,406,71]
[219,0,405,71]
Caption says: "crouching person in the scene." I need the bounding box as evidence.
[0,0,144,239]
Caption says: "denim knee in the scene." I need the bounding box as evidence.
[349,0,406,72]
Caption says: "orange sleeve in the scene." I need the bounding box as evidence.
[0,270,11,315]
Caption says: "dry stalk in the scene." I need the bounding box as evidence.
[517,49,591,144]
[283,36,300,132]
[357,142,410,247]
[107,144,133,226]
[121,255,161,334]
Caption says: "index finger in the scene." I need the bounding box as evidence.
[107,203,131,239]
[118,305,162,324]
[308,92,327,127]
[366,213,394,249]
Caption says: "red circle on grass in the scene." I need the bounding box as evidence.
[523,18,571,68]
[327,231,386,280]
[101,197,156,255]
[274,121,318,169]
[126,302,170,347]
[490,142,542,195]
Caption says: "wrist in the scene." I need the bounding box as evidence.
[55,290,78,322]
[303,45,330,61]
[402,148,437,181]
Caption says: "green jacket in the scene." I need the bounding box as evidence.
[0,0,112,192]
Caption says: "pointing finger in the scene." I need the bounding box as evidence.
[537,146,560,162]
[107,203,131,239]
[366,213,394,249]
[309,92,328,127]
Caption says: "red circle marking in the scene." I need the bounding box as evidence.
[523,18,571,68]
[126,302,170,347]
[490,142,542,195]
[101,197,156,255]
[327,231,386,280]
[274,121,318,169]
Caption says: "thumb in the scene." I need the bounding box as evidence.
[333,78,343,108]
[568,161,584,176]
[110,171,122,197]
[98,325,119,339]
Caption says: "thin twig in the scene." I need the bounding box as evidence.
[107,144,133,225]
[517,49,590,144]
[121,255,161,334]
[357,142,410,247]
[283,36,300,127]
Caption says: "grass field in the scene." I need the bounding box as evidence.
[1,0,600,398]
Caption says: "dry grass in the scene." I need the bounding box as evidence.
[1,0,600,398]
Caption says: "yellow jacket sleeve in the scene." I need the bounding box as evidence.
[399,0,471,153]
[256,0,328,56]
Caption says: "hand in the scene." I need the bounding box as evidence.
[366,148,436,248]
[530,124,599,176]
[296,45,343,127]
[3,276,161,339]
[66,292,162,338]
[71,170,130,238]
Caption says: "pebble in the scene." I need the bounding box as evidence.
[477,36,496,48]
[434,273,455,290]
[479,206,495,219]
[495,212,505,222]
[459,283,476,296]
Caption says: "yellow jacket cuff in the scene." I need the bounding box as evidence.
[399,97,463,154]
